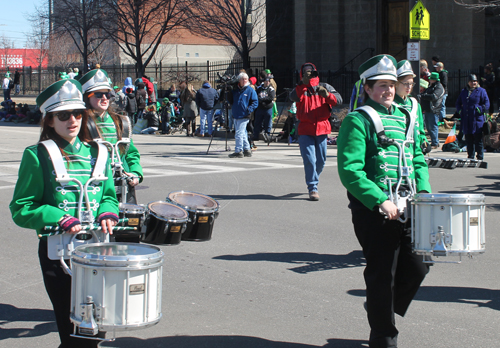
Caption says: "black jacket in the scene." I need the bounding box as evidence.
[125,91,137,113]
[256,85,276,109]
[420,81,445,114]
[145,111,159,127]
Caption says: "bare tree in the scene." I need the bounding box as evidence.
[454,0,500,10]
[49,35,79,72]
[25,6,50,69]
[41,0,107,73]
[188,0,269,68]
[99,0,191,77]
[0,34,15,70]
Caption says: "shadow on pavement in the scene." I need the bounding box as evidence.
[213,251,365,274]
[0,303,56,340]
[347,285,500,311]
[101,335,368,348]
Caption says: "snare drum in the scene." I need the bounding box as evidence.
[143,201,189,245]
[115,203,147,243]
[166,191,219,241]
[411,193,486,257]
[70,243,163,334]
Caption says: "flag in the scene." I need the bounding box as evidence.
[444,123,457,144]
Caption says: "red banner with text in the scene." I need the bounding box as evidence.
[0,49,48,69]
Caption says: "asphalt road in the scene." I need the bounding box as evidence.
[0,123,499,348]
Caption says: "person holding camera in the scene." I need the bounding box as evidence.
[227,72,258,158]
[289,63,342,201]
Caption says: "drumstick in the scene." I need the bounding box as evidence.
[43,218,129,231]
[39,225,137,238]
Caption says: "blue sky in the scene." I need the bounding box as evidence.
[0,0,39,48]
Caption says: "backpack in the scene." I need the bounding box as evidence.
[8,80,14,89]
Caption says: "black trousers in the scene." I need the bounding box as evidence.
[348,193,429,348]
[38,240,101,348]
[465,130,484,160]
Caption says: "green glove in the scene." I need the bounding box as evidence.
[316,86,329,98]
[302,71,312,85]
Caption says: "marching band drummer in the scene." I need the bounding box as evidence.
[80,69,144,243]
[79,68,143,204]
[337,55,431,348]
[394,60,430,153]
[9,79,119,348]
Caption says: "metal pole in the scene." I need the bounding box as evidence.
[409,0,419,98]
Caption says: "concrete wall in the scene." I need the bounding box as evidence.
[419,1,484,70]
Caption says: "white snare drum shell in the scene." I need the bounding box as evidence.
[412,193,486,256]
[70,243,163,331]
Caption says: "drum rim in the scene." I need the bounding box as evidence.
[166,190,220,213]
[71,242,164,265]
[119,203,146,214]
[413,193,485,203]
[147,200,189,221]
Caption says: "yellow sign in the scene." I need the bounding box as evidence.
[409,0,430,40]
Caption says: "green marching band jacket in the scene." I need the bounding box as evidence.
[337,98,431,210]
[94,112,143,182]
[10,137,119,240]
[394,94,428,148]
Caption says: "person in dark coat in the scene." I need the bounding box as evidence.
[419,72,444,148]
[456,74,490,160]
[195,81,219,136]
[125,87,138,124]
[135,82,147,121]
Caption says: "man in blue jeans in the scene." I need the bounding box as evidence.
[420,72,444,148]
[289,63,342,201]
[196,81,219,136]
[227,73,258,158]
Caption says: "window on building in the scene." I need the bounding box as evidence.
[186,53,190,57]
[195,53,199,57]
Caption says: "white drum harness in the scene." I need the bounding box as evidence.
[356,97,419,222]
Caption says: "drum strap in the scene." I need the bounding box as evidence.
[39,140,109,183]
[87,117,101,141]
[39,140,73,185]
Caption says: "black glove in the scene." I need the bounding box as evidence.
[316,86,329,98]
[421,141,432,154]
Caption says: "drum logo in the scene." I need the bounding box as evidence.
[129,284,145,295]
[198,216,209,223]
[470,217,479,226]
[171,225,181,233]
[128,218,140,226]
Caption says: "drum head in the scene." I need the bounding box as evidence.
[167,191,219,213]
[148,201,188,221]
[119,203,145,213]
[72,243,163,266]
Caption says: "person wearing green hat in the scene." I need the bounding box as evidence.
[2,72,12,100]
[80,69,143,209]
[337,54,431,348]
[394,60,430,153]
[419,71,445,148]
[10,78,119,347]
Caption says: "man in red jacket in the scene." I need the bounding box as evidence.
[290,63,342,201]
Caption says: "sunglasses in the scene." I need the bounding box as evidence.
[54,110,83,121]
[89,91,112,99]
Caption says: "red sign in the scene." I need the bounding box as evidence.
[0,49,49,69]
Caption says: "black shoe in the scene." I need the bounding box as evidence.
[228,152,243,158]
[243,150,252,157]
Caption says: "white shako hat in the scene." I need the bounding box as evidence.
[36,79,86,116]
[79,69,112,94]
[358,54,398,83]
[397,60,416,78]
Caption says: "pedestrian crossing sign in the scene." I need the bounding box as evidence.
[409,0,430,40]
